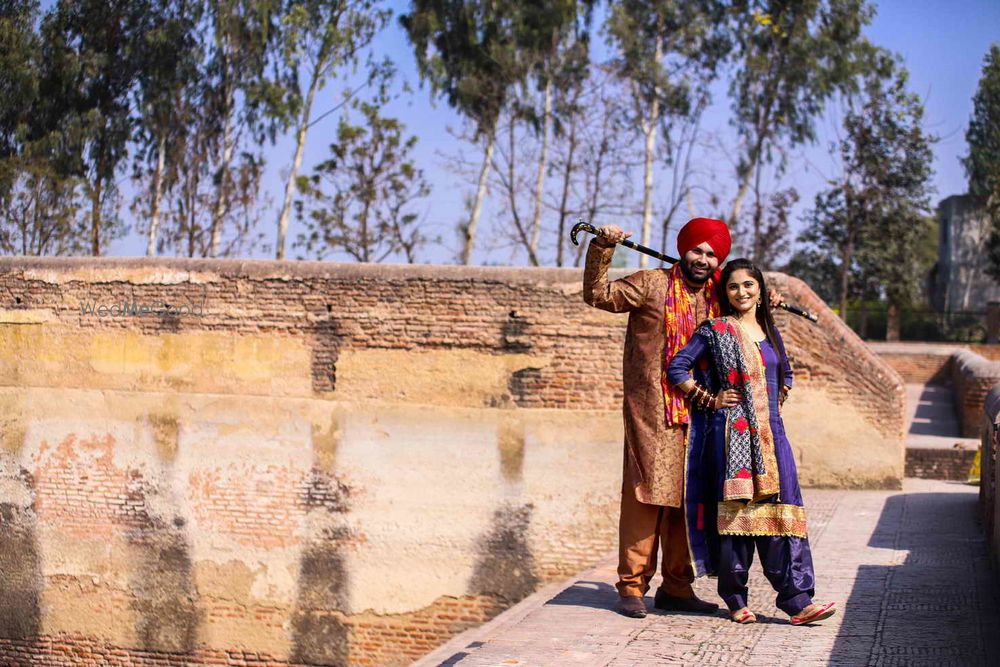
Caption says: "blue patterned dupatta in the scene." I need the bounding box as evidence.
[701,317,780,502]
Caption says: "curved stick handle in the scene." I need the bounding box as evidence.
[570,220,599,246]
[570,219,679,264]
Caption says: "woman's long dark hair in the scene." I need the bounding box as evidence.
[718,258,789,374]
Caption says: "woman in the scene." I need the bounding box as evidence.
[667,258,837,625]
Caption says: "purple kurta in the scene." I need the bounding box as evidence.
[668,327,817,615]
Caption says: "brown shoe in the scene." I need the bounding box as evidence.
[618,595,647,618]
[653,589,719,614]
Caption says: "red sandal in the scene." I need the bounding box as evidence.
[790,601,837,625]
[730,607,757,624]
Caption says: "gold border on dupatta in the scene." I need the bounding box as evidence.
[717,501,808,538]
[726,317,780,501]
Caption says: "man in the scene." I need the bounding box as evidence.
[583,217,731,618]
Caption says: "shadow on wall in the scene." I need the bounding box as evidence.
[128,527,201,652]
[290,470,352,666]
[829,491,1000,666]
[125,465,201,653]
[0,467,41,639]
[469,503,540,605]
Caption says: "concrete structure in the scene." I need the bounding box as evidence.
[932,194,1000,313]
[0,257,905,665]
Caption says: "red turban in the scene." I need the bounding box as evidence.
[676,217,731,263]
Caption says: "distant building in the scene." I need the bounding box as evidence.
[932,194,1000,312]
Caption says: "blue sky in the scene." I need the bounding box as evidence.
[106,0,1000,264]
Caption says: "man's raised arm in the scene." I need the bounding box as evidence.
[582,224,646,313]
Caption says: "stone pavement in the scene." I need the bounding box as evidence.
[415,479,1000,667]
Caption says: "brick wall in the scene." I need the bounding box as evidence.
[0,258,902,426]
[878,353,954,384]
[869,342,1000,385]
[0,257,904,666]
[905,448,977,480]
[981,384,1000,576]
[952,350,1000,438]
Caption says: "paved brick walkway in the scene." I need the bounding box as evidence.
[416,479,1000,666]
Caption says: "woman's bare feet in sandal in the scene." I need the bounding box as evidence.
[790,601,837,625]
[730,607,757,624]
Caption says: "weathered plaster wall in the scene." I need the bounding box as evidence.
[0,257,904,665]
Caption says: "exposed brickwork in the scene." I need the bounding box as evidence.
[0,596,504,667]
[877,353,953,384]
[765,275,903,440]
[952,350,1000,438]
[982,385,1000,570]
[0,257,905,666]
[870,342,1000,384]
[0,259,901,437]
[904,447,977,480]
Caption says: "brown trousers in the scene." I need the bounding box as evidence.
[616,482,695,598]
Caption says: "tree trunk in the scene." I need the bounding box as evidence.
[555,108,578,267]
[210,113,234,258]
[639,90,660,269]
[276,69,321,260]
[839,238,852,322]
[751,160,764,265]
[576,109,612,267]
[147,133,167,257]
[529,79,552,263]
[886,302,901,341]
[210,40,234,259]
[90,178,102,256]
[463,131,495,265]
[729,178,751,227]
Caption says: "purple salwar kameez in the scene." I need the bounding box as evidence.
[668,330,817,615]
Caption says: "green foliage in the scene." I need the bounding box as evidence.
[738,186,797,269]
[276,0,389,124]
[606,0,729,122]
[797,51,936,329]
[727,0,874,260]
[964,44,1000,280]
[729,0,874,176]
[294,70,432,262]
[401,0,525,140]
[0,0,40,161]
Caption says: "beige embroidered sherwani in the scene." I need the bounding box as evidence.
[583,240,710,508]
[584,239,711,598]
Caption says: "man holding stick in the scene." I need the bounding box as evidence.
[583,217,732,618]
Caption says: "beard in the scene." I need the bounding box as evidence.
[680,258,712,285]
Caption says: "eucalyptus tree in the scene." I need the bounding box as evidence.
[272,0,389,260]
[0,0,88,255]
[799,53,935,335]
[726,0,874,259]
[203,0,284,257]
[512,0,594,265]
[38,0,145,255]
[132,0,204,256]
[605,0,729,267]
[401,0,526,264]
